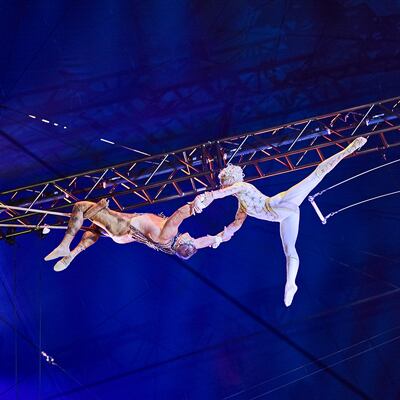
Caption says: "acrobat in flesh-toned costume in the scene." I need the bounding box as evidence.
[192,137,368,307]
[44,201,222,272]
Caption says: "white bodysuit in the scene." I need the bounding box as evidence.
[230,181,299,222]
[194,136,367,306]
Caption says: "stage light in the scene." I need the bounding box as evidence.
[366,114,397,126]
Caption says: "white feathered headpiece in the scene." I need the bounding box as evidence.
[218,164,244,186]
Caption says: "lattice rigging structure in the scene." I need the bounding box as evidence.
[1,95,400,238]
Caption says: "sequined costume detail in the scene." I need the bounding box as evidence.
[129,224,180,255]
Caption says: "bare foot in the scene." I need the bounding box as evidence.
[53,256,72,272]
[284,283,298,307]
[44,246,70,261]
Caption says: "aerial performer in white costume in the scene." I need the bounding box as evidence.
[192,137,367,307]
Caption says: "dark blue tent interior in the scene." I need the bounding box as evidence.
[1,1,400,399]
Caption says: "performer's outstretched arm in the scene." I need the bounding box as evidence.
[192,234,222,249]
[208,183,244,199]
[192,183,245,213]
[190,207,247,250]
[217,207,247,243]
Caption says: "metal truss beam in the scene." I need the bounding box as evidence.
[1,96,400,238]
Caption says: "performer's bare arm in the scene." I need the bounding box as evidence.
[208,183,244,199]
[159,204,193,242]
[187,206,247,250]
[192,234,221,249]
[159,203,224,249]
[218,207,247,242]
[192,183,245,213]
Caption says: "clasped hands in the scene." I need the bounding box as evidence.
[208,226,234,249]
[191,192,214,215]
[190,191,234,249]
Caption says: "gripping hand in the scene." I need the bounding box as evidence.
[211,235,223,249]
[191,192,214,214]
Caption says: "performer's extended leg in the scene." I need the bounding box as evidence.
[53,228,100,272]
[159,204,193,242]
[280,210,300,307]
[278,137,367,206]
[44,201,97,261]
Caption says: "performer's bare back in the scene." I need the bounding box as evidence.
[88,207,168,245]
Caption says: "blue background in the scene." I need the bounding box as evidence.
[1,1,400,399]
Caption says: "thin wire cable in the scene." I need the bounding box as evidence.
[326,190,400,220]
[288,120,311,151]
[13,247,19,400]
[298,289,400,335]
[44,363,103,400]
[0,259,102,400]
[223,324,400,400]
[45,285,400,399]
[3,3,72,100]
[228,135,249,163]
[350,104,374,136]
[38,264,42,400]
[175,259,371,399]
[224,233,400,400]
[307,244,400,290]
[246,333,400,400]
[244,219,400,393]
[0,105,67,129]
[314,157,400,197]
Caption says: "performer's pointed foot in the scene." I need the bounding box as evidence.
[53,256,71,272]
[349,137,367,152]
[44,246,70,261]
[284,283,298,307]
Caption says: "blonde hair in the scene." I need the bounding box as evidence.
[218,164,244,186]
[173,233,197,259]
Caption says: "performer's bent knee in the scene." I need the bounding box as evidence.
[72,201,99,217]
[282,245,298,259]
[72,201,89,213]
[282,203,300,217]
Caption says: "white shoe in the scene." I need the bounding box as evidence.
[44,246,70,261]
[351,137,367,151]
[53,257,71,272]
[284,284,298,307]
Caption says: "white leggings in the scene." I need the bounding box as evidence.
[274,143,358,304]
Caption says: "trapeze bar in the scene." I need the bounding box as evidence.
[308,156,400,224]
[0,204,71,217]
[308,196,327,224]
[0,224,67,230]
